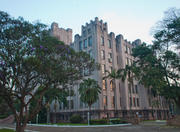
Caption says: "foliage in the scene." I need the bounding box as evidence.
[0,96,12,119]
[0,129,14,132]
[106,8,180,113]
[79,78,101,109]
[70,114,83,123]
[110,118,128,124]
[90,119,108,125]
[0,11,98,132]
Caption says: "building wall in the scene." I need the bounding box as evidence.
[50,18,170,121]
[50,22,72,45]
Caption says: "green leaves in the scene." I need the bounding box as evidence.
[79,78,101,107]
[0,10,99,129]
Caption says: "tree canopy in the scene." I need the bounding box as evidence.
[106,8,180,113]
[0,11,98,132]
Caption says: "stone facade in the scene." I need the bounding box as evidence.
[50,18,170,122]
[50,22,72,45]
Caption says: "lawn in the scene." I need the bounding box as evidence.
[0,129,14,132]
[39,123,88,126]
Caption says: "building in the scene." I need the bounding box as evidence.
[50,22,72,45]
[50,17,170,122]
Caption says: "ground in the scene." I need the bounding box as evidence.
[0,121,180,132]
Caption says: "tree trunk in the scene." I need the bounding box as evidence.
[47,111,50,124]
[16,121,25,132]
[175,99,180,115]
[89,106,91,121]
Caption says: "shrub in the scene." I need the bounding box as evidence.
[110,118,128,124]
[90,119,108,125]
[70,114,83,123]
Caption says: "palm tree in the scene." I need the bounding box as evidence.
[44,88,68,123]
[79,78,101,125]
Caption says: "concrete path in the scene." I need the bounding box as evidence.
[1,122,180,132]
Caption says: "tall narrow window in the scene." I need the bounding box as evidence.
[128,83,131,93]
[84,39,87,48]
[111,96,115,107]
[108,40,111,48]
[117,56,119,64]
[126,58,129,65]
[102,79,107,90]
[101,50,105,60]
[110,80,114,91]
[101,36,104,45]
[108,53,112,63]
[88,36,92,47]
[125,45,128,53]
[103,96,107,106]
[133,97,136,107]
[89,50,93,58]
[130,97,132,107]
[79,41,82,51]
[101,64,106,74]
[135,85,138,94]
[132,85,135,93]
[137,98,140,107]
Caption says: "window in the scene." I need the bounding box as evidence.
[132,85,135,93]
[133,97,136,107]
[128,47,130,54]
[120,97,122,107]
[101,50,105,60]
[117,56,119,64]
[83,30,86,37]
[102,79,107,90]
[137,98,140,107]
[126,58,129,65]
[129,97,132,107]
[101,64,106,74]
[110,80,114,91]
[109,66,113,73]
[88,28,91,34]
[108,40,111,48]
[70,100,74,109]
[101,36,104,45]
[80,100,83,108]
[84,68,89,76]
[79,41,83,51]
[88,36,92,47]
[84,39,87,48]
[103,96,107,106]
[128,83,131,93]
[89,50,93,58]
[125,45,128,53]
[111,96,115,107]
[135,85,138,93]
[108,53,112,63]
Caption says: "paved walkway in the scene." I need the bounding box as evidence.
[1,122,180,132]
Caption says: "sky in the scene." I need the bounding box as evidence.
[1,0,180,44]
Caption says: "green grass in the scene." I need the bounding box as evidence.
[39,123,88,126]
[0,129,14,132]
[38,122,121,126]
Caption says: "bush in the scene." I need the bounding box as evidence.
[110,118,128,124]
[70,114,83,123]
[90,119,108,125]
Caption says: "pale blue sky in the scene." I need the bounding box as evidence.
[1,0,180,43]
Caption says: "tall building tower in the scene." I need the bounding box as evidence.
[50,18,169,121]
[50,22,72,45]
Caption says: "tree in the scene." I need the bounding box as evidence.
[133,8,180,113]
[107,8,180,115]
[79,78,101,125]
[43,87,68,123]
[0,11,98,132]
